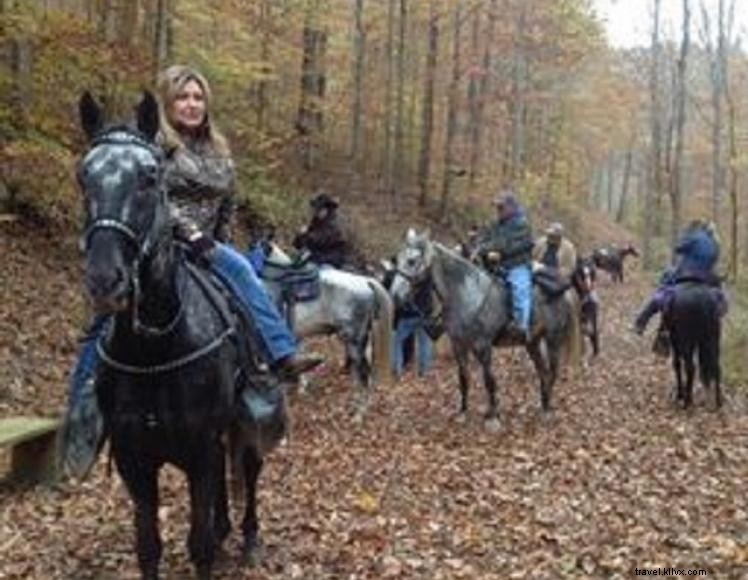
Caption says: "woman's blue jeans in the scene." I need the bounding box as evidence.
[393,315,434,377]
[68,243,297,403]
[211,243,297,364]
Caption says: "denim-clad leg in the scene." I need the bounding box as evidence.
[394,316,434,377]
[68,314,109,404]
[507,264,533,332]
[393,316,417,376]
[211,243,297,364]
[414,326,434,376]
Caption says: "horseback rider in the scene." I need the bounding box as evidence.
[634,219,723,335]
[64,65,322,476]
[533,222,578,280]
[293,192,363,270]
[474,192,535,342]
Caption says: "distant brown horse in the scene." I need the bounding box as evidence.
[592,243,638,283]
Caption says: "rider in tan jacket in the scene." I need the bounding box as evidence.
[533,222,577,280]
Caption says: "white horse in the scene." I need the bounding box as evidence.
[259,244,394,418]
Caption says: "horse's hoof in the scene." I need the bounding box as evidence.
[484,417,501,433]
[540,410,555,425]
[454,412,468,424]
[241,537,265,568]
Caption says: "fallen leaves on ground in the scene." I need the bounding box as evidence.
[1,222,747,579]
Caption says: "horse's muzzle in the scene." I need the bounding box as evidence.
[86,267,130,313]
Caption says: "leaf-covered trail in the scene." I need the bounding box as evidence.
[1,227,747,579]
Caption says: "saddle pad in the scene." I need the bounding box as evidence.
[262,261,321,303]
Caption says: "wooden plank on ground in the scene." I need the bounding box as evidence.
[0,417,61,448]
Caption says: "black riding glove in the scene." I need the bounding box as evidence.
[187,233,216,263]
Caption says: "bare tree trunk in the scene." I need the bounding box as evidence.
[392,0,407,201]
[296,24,328,171]
[510,3,528,184]
[700,0,725,224]
[617,148,634,223]
[349,0,366,179]
[119,0,139,45]
[153,0,170,81]
[439,0,462,219]
[727,90,739,277]
[644,0,662,268]
[7,0,32,127]
[382,0,396,192]
[669,0,690,247]
[417,0,438,207]
[467,8,480,185]
[606,152,616,214]
[255,0,272,132]
[722,0,739,275]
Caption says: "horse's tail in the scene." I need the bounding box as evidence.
[562,290,583,373]
[367,278,394,385]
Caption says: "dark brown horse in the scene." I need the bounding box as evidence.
[571,257,600,357]
[592,243,639,283]
[664,283,722,409]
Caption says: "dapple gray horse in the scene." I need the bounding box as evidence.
[260,244,393,419]
[391,229,581,430]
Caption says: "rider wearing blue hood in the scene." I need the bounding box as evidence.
[634,219,722,334]
[475,192,535,341]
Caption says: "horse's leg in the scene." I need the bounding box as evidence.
[240,446,265,567]
[591,306,600,357]
[545,339,563,407]
[117,458,161,580]
[683,345,696,409]
[452,343,471,419]
[213,440,231,550]
[474,344,499,431]
[186,457,218,580]
[671,341,684,405]
[526,340,552,415]
[346,332,371,421]
[713,342,723,410]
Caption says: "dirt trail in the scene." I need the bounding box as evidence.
[1,225,747,579]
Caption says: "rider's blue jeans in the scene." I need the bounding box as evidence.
[507,264,533,332]
[68,243,298,404]
[393,315,433,377]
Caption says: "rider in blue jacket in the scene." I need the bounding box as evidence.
[475,192,535,342]
[634,220,722,334]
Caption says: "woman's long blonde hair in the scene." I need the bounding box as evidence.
[156,65,230,157]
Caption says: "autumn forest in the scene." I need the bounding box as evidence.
[1,1,748,579]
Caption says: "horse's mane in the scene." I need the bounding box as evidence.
[431,241,494,289]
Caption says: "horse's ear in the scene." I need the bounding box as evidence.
[79,91,103,140]
[406,228,417,244]
[422,228,431,240]
[136,90,160,141]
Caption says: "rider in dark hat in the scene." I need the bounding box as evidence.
[294,191,359,269]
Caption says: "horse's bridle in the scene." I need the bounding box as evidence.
[80,129,165,257]
[80,129,180,337]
